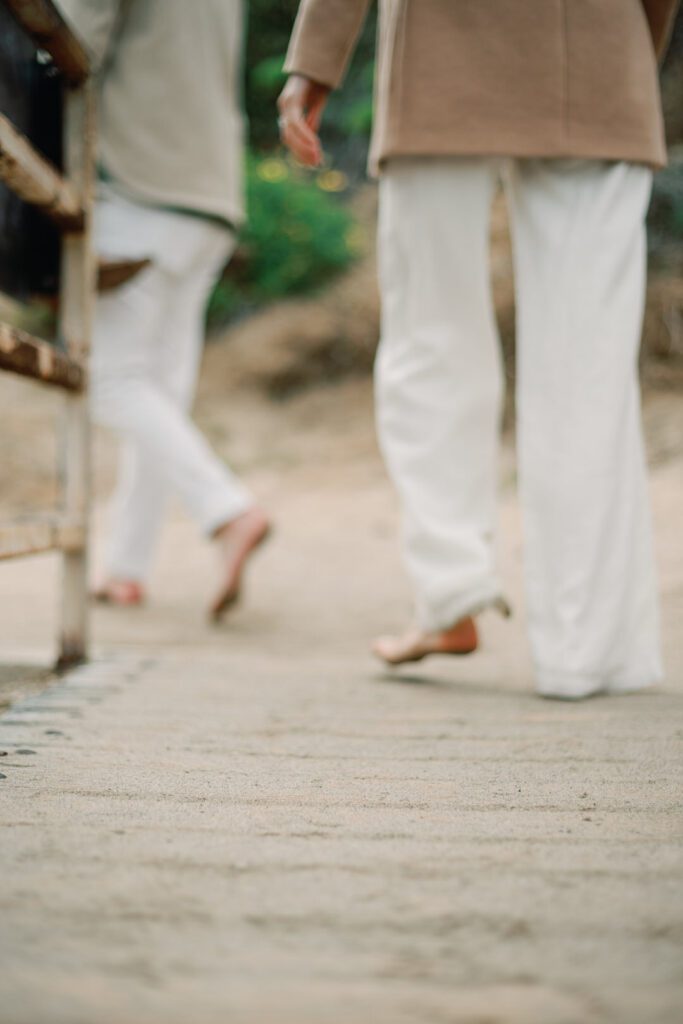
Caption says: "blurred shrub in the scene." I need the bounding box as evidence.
[648,149,683,269]
[207,154,362,327]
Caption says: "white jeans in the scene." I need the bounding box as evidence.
[376,158,662,699]
[91,191,253,582]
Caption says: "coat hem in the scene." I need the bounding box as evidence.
[369,133,668,178]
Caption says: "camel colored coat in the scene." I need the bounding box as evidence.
[284,0,680,173]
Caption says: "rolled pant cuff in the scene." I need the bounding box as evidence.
[536,666,661,701]
[202,491,255,538]
[419,586,511,633]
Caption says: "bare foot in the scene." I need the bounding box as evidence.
[372,617,478,666]
[209,506,271,621]
[92,579,146,607]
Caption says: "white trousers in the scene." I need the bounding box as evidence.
[376,158,662,698]
[91,191,253,582]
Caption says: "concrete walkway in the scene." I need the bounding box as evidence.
[1,409,682,1023]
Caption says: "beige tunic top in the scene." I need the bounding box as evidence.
[58,0,246,225]
[285,0,680,174]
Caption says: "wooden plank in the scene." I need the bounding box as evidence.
[0,320,84,390]
[0,516,84,561]
[3,0,89,85]
[0,113,83,228]
[58,81,96,668]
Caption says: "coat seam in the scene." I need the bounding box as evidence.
[390,0,410,145]
[560,0,571,147]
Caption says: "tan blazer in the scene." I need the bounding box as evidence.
[285,0,680,174]
[58,0,246,226]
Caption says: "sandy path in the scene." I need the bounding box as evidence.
[0,376,682,1023]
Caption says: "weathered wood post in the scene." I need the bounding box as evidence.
[57,77,95,668]
[0,0,94,668]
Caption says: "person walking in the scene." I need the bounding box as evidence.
[58,0,269,617]
[279,0,680,699]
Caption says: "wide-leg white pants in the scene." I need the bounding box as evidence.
[91,191,253,583]
[376,158,662,699]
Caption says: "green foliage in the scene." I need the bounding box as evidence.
[207,154,363,327]
[342,96,374,138]
[250,54,288,96]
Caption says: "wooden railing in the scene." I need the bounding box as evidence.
[0,0,94,667]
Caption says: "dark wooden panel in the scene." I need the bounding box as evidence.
[0,3,62,302]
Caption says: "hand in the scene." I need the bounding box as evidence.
[277,75,331,168]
